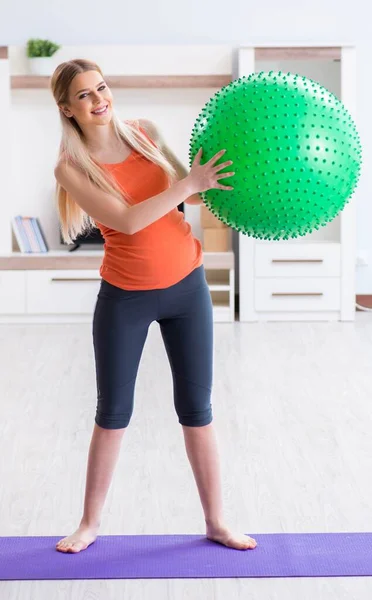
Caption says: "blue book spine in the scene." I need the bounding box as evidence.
[12,217,25,252]
[23,217,39,252]
[34,218,48,252]
[30,218,46,252]
[16,216,31,253]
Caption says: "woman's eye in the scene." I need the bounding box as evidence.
[79,85,106,100]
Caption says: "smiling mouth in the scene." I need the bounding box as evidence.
[92,105,109,115]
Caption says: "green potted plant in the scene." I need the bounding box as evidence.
[27,38,61,75]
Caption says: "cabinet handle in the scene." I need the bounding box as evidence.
[50,277,101,282]
[272,292,323,297]
[271,259,324,263]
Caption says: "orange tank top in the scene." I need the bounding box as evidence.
[95,130,203,290]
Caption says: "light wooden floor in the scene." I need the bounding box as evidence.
[1,315,372,599]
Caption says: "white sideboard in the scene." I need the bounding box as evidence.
[0,251,235,323]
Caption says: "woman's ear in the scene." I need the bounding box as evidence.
[59,104,73,118]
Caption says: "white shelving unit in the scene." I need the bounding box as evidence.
[0,250,235,323]
[0,45,235,323]
[204,252,235,322]
[238,45,358,322]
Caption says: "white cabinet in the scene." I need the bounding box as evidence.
[240,240,343,321]
[255,277,340,312]
[253,243,341,313]
[254,243,341,278]
[26,270,101,314]
[0,271,26,314]
[0,252,235,323]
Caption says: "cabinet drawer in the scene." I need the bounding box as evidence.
[26,270,101,314]
[0,271,26,314]
[255,278,341,312]
[255,243,341,277]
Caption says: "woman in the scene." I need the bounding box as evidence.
[52,58,257,554]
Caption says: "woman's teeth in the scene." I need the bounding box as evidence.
[92,106,108,115]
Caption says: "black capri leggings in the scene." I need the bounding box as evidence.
[92,265,213,429]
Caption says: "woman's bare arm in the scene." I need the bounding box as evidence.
[54,161,197,235]
[54,143,233,235]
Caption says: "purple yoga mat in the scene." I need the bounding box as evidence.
[1,533,372,580]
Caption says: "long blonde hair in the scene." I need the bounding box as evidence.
[50,59,176,243]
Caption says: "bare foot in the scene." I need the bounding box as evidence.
[56,523,100,553]
[206,523,257,550]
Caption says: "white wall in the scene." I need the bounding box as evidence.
[0,0,364,46]
[1,0,371,291]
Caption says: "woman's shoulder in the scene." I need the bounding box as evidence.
[54,152,82,180]
[137,118,158,137]
[54,153,69,175]
[130,118,162,147]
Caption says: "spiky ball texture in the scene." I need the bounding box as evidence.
[189,71,362,240]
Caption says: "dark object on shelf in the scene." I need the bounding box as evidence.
[61,203,185,252]
[60,227,104,252]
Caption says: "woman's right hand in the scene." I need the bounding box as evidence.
[186,148,235,195]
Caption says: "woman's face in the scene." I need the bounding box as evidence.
[60,70,113,127]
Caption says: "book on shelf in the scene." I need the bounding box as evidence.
[12,216,48,253]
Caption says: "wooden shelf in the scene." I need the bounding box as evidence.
[0,252,103,270]
[0,250,234,271]
[255,47,341,61]
[11,74,232,90]
[205,269,231,289]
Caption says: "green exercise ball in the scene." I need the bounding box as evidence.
[189,71,362,240]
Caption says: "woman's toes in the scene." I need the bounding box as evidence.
[57,541,70,552]
[229,534,256,550]
[70,542,86,552]
[207,526,258,551]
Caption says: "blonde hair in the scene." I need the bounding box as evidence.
[50,59,176,243]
